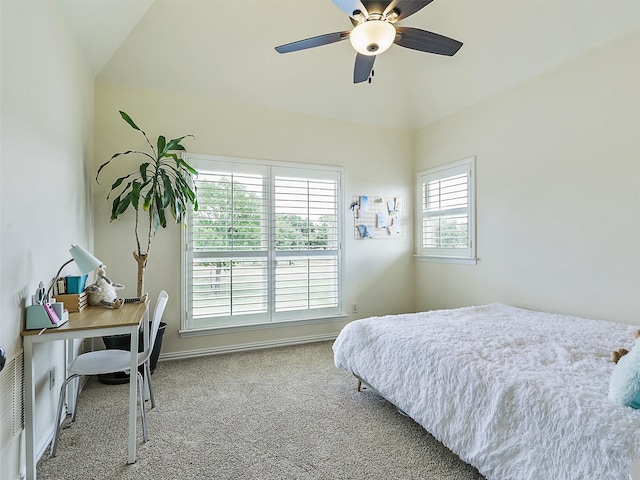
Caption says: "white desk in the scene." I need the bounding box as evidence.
[22,301,149,480]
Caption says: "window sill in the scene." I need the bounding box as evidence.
[414,255,478,265]
[179,314,349,338]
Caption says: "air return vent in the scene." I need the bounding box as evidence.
[0,351,24,450]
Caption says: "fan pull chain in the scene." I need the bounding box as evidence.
[368,69,375,84]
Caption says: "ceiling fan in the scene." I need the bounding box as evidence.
[274,0,463,84]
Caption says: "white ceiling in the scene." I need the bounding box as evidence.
[57,0,640,130]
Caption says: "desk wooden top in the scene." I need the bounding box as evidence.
[21,300,149,336]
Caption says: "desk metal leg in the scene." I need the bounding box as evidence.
[128,327,138,463]
[24,337,36,480]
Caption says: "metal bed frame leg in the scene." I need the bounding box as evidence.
[355,375,368,392]
[353,374,408,416]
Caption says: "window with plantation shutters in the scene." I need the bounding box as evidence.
[182,154,344,332]
[417,157,476,263]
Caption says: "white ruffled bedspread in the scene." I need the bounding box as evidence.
[333,303,640,480]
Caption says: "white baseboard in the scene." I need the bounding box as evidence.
[630,458,640,480]
[158,333,338,361]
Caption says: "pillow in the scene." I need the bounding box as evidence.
[608,338,640,408]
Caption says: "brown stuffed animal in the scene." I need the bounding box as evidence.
[611,329,640,363]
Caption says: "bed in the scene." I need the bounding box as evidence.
[332,303,640,480]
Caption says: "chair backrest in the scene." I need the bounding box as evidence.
[139,290,168,364]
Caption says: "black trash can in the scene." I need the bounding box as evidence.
[98,322,166,385]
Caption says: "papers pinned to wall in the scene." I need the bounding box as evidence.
[352,195,403,239]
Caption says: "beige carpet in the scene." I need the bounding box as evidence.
[37,341,485,480]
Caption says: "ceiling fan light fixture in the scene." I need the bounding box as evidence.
[349,20,396,56]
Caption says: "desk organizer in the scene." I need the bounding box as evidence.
[26,304,69,330]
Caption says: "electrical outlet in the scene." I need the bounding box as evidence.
[351,303,358,314]
[49,368,56,390]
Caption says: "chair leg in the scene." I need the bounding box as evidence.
[136,371,148,442]
[70,376,81,422]
[50,374,79,458]
[144,362,155,409]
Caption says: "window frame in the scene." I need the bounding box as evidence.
[181,153,346,336]
[415,157,477,265]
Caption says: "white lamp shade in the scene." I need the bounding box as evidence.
[69,245,102,274]
[349,20,396,56]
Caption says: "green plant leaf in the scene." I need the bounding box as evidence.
[96,152,125,182]
[164,135,194,153]
[143,190,153,211]
[108,180,132,201]
[155,193,166,228]
[165,153,179,164]
[115,193,131,217]
[173,175,196,205]
[131,181,141,210]
[184,182,196,203]
[110,190,131,221]
[121,111,157,158]
[97,150,155,183]
[119,111,141,131]
[140,163,150,182]
[161,172,173,208]
[110,173,134,192]
[178,158,199,176]
[170,198,178,220]
[110,194,121,221]
[157,136,166,155]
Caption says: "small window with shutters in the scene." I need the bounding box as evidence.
[182,154,344,332]
[416,157,476,264]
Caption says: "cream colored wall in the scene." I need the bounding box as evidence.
[414,29,640,324]
[94,82,414,356]
[0,1,95,477]
[3,7,634,476]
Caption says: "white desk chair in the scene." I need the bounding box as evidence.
[50,290,169,457]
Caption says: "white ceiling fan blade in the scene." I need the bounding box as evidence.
[332,0,369,19]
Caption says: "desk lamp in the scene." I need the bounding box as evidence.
[45,245,102,302]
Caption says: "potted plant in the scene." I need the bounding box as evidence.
[95,111,199,383]
[97,110,198,298]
